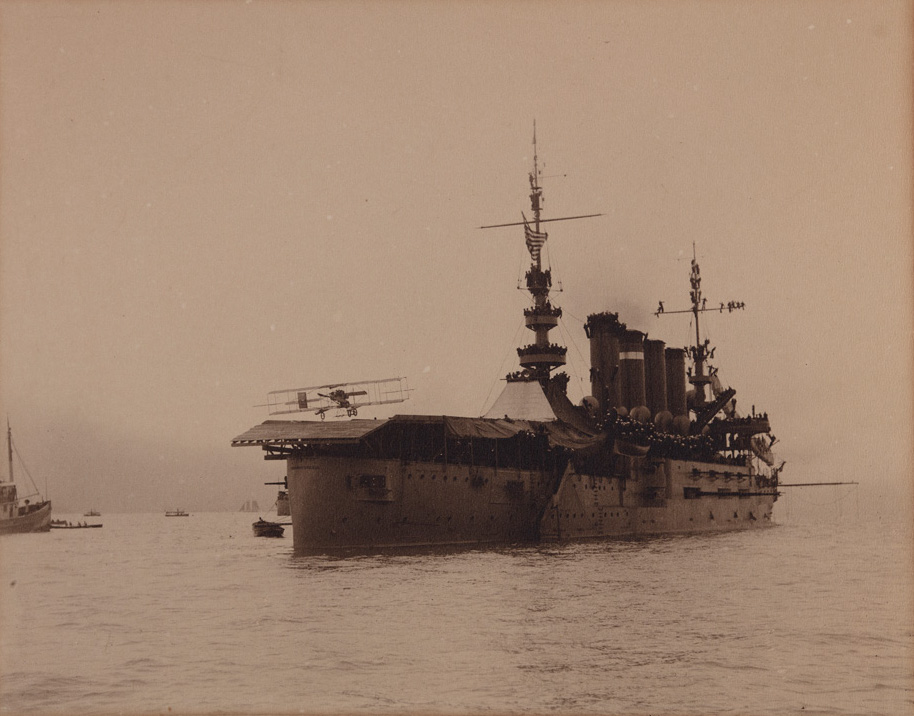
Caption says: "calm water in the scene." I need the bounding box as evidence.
[1,509,911,715]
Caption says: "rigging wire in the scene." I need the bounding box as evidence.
[560,306,587,325]
[782,484,861,523]
[787,483,859,508]
[11,439,44,499]
[556,316,590,401]
[477,317,527,415]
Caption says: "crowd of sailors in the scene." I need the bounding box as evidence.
[655,300,746,316]
[50,519,91,527]
[516,342,567,357]
[610,413,753,464]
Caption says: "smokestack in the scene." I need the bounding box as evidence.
[644,339,668,418]
[585,312,625,414]
[664,347,688,416]
[619,329,646,410]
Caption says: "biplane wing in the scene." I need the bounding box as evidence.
[266,377,410,417]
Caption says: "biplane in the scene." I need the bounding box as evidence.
[266,377,410,419]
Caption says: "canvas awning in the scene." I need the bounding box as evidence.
[483,381,557,421]
[232,414,603,452]
[231,419,388,447]
[443,416,602,451]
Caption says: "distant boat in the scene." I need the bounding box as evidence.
[0,422,52,535]
[276,490,290,517]
[239,499,260,513]
[252,518,285,538]
[264,477,290,516]
[165,509,189,517]
[83,509,101,517]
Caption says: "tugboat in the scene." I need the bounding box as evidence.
[232,134,784,552]
[0,422,52,535]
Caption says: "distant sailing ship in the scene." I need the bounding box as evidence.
[0,422,52,535]
[239,499,260,513]
[233,132,800,552]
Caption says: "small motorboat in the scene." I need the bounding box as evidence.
[165,509,189,517]
[252,518,285,538]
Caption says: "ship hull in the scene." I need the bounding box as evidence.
[539,458,774,540]
[286,454,775,552]
[287,456,545,550]
[0,501,52,535]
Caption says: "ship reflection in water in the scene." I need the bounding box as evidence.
[233,136,783,553]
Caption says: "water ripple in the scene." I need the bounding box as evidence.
[1,512,911,715]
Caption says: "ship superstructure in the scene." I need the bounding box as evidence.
[232,138,781,552]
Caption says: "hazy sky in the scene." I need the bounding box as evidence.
[0,1,910,514]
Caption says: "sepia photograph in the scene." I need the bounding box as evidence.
[1,1,911,714]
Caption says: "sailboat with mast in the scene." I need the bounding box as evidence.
[0,421,52,535]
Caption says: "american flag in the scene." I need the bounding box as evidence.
[523,215,547,262]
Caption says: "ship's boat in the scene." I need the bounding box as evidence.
[232,138,783,552]
[252,518,285,538]
[0,422,52,535]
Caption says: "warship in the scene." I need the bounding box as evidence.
[232,139,783,551]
